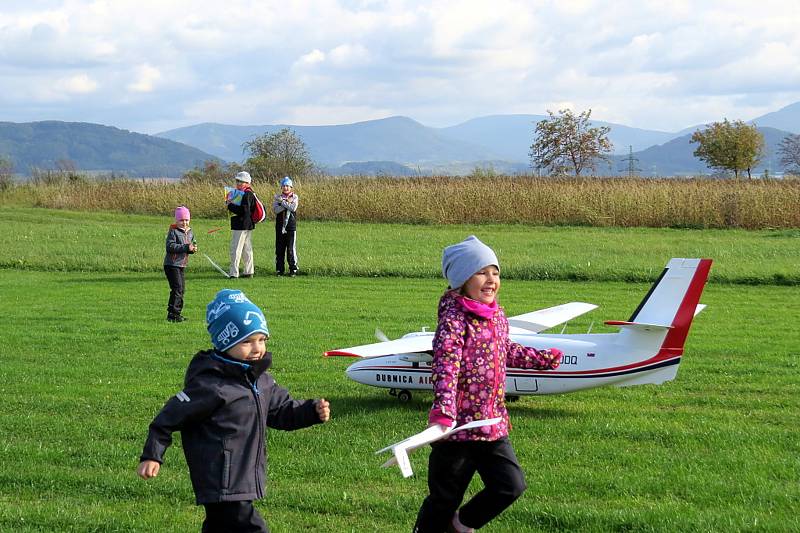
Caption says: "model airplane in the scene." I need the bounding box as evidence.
[376,418,502,477]
[325,258,712,402]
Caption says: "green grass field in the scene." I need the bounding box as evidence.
[0,207,798,532]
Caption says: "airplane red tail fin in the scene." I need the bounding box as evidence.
[624,258,712,355]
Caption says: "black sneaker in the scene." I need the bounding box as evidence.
[241,274,253,278]
[289,270,298,277]
[276,271,284,276]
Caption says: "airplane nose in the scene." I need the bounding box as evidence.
[345,360,369,385]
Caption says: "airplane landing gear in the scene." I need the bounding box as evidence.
[389,388,412,403]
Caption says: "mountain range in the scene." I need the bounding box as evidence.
[2,101,798,177]
[157,101,800,176]
[0,121,216,177]
[155,115,680,168]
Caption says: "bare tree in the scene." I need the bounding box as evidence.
[690,119,764,179]
[529,108,613,177]
[777,133,800,175]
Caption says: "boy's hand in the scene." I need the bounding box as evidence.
[316,399,330,422]
[137,460,161,479]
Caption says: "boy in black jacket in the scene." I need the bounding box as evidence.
[227,171,257,278]
[137,289,330,532]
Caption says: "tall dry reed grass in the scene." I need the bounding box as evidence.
[5,176,799,229]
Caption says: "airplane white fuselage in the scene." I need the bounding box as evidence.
[332,258,712,400]
[344,328,679,396]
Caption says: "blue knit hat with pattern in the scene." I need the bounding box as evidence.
[280,176,293,187]
[206,289,269,352]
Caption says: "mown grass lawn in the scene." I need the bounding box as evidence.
[1,206,798,284]
[0,207,798,532]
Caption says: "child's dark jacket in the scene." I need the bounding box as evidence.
[140,349,321,504]
[228,187,256,231]
[164,225,195,267]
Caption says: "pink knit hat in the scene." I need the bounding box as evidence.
[174,205,191,221]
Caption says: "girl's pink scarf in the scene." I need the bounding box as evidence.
[456,293,497,319]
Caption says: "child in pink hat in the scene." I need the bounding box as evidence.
[163,205,197,322]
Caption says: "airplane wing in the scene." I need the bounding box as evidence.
[378,418,502,477]
[324,333,433,358]
[507,302,597,333]
[325,302,598,357]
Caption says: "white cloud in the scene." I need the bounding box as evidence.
[0,0,798,133]
[127,64,161,93]
[56,73,98,94]
[296,49,326,68]
[329,44,371,67]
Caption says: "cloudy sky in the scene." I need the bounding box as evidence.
[1,0,799,134]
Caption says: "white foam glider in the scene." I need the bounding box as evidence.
[376,417,502,477]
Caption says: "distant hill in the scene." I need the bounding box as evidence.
[750,101,800,134]
[160,115,795,176]
[158,116,502,166]
[675,102,800,137]
[328,160,418,176]
[439,115,678,158]
[0,121,218,177]
[611,126,794,176]
[5,100,798,177]
[158,115,680,168]
[157,115,676,171]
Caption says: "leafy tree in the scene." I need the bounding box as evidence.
[690,119,764,179]
[242,128,314,182]
[529,108,613,177]
[777,133,800,175]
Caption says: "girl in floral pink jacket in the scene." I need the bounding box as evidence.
[413,236,562,533]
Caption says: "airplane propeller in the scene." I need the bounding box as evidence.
[375,328,390,342]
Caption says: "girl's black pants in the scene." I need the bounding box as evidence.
[164,265,185,317]
[413,437,527,532]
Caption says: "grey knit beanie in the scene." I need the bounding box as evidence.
[441,235,500,289]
